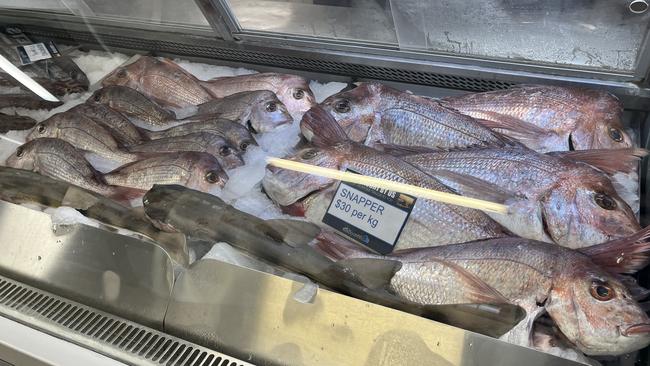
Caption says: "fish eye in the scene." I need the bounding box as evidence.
[219,146,232,156]
[594,193,617,210]
[15,146,23,158]
[37,124,46,134]
[93,93,101,102]
[205,170,221,184]
[240,141,250,151]
[335,99,351,113]
[590,280,615,301]
[608,127,623,142]
[293,89,305,100]
[265,102,277,112]
[116,69,127,78]
[300,149,318,160]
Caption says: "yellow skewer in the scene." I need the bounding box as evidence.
[266,157,509,215]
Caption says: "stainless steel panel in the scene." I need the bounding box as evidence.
[166,259,581,366]
[0,200,174,328]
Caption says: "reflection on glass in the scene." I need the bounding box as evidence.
[390,0,649,71]
[227,0,398,44]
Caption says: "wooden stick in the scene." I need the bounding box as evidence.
[266,157,509,214]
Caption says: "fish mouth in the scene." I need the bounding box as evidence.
[246,120,258,134]
[622,323,650,337]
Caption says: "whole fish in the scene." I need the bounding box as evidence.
[199,72,316,117]
[441,85,632,152]
[0,93,63,110]
[0,113,36,133]
[102,56,213,108]
[317,82,512,149]
[395,145,644,248]
[27,110,139,164]
[312,228,650,356]
[0,57,89,96]
[0,166,189,265]
[140,118,257,153]
[103,152,228,191]
[142,184,526,338]
[70,103,144,146]
[127,132,244,170]
[193,90,293,133]
[263,107,508,250]
[4,138,139,200]
[89,85,176,127]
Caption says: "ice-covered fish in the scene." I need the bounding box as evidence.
[313,228,650,356]
[102,56,213,108]
[5,138,138,200]
[0,166,189,265]
[317,82,511,148]
[127,132,244,169]
[89,85,176,127]
[142,184,525,338]
[441,85,632,152]
[395,145,644,248]
[199,72,316,117]
[27,110,139,164]
[263,107,508,250]
[0,93,63,110]
[104,152,228,191]
[69,103,145,147]
[140,118,257,153]
[0,112,36,133]
[193,90,292,133]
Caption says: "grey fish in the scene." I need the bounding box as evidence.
[193,90,292,133]
[316,82,511,148]
[70,103,145,146]
[0,93,63,110]
[104,152,228,191]
[395,145,644,248]
[0,166,189,265]
[0,113,36,133]
[127,132,244,170]
[262,107,508,250]
[313,228,650,356]
[4,138,139,200]
[27,109,140,164]
[140,117,257,153]
[89,85,176,127]
[142,184,525,338]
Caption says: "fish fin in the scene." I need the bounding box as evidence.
[473,112,551,137]
[421,303,526,338]
[109,187,146,205]
[428,258,510,304]
[547,148,648,175]
[312,230,365,260]
[134,126,153,140]
[432,169,518,204]
[61,186,100,210]
[337,258,402,289]
[264,219,321,247]
[579,225,650,274]
[375,144,439,156]
[615,275,650,301]
[300,106,349,147]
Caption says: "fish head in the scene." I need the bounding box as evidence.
[26,118,59,141]
[246,91,293,133]
[540,172,640,248]
[273,74,316,117]
[221,121,258,153]
[205,134,245,170]
[184,152,229,190]
[262,144,351,208]
[88,87,112,105]
[320,83,382,143]
[5,141,37,171]
[572,90,632,150]
[102,57,145,87]
[546,265,650,355]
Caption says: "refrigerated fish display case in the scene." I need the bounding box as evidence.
[0,1,649,365]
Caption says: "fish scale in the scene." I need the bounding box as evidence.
[90,85,175,127]
[143,75,211,106]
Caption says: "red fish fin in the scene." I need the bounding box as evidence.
[548,148,647,175]
[109,186,146,205]
[429,258,510,304]
[579,226,650,274]
[375,143,439,156]
[312,230,366,261]
[432,169,518,204]
[615,275,650,301]
[473,111,549,135]
[300,105,349,147]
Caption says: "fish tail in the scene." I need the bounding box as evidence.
[548,148,648,175]
[300,105,349,147]
[579,225,650,274]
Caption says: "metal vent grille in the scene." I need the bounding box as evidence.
[0,275,252,366]
[21,26,513,92]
